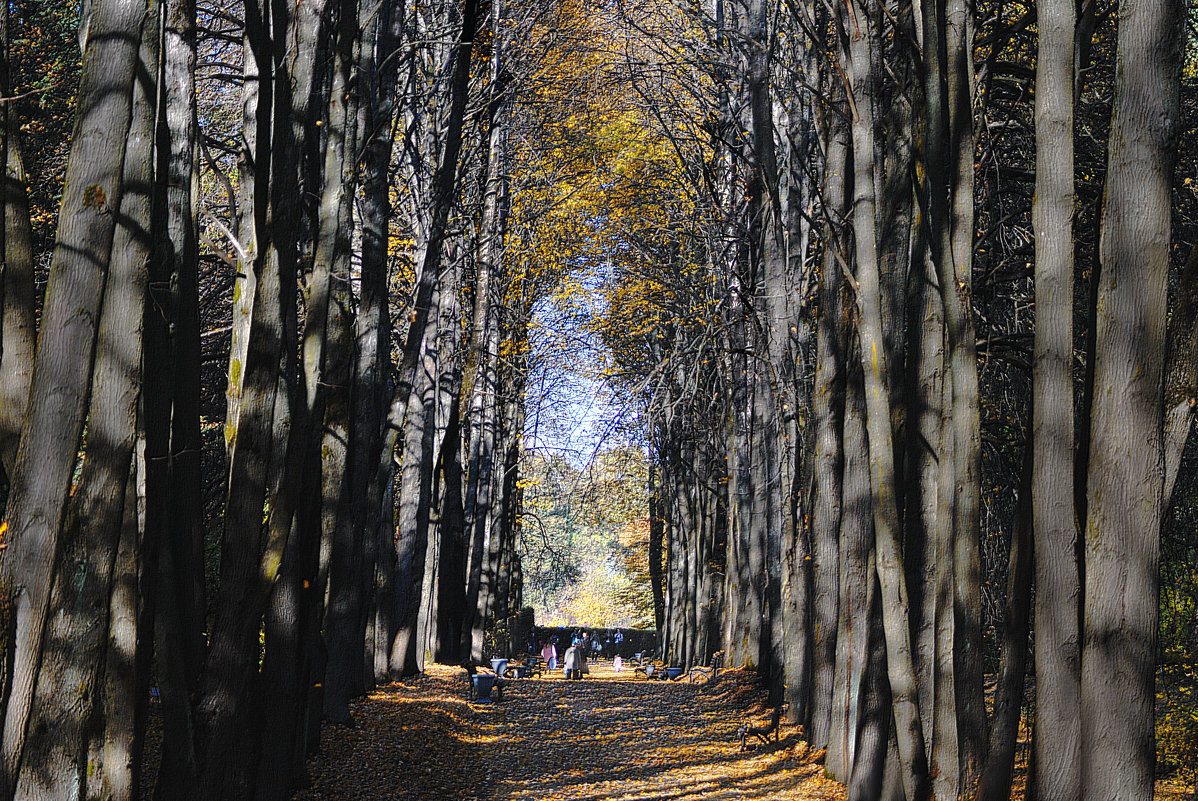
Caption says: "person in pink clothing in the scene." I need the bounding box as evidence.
[541,638,558,670]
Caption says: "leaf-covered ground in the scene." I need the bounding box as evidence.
[293,661,846,800]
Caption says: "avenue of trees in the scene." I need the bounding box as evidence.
[0,0,571,797]
[581,1,1198,800]
[0,0,1195,800]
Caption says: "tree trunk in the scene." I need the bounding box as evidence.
[0,0,149,792]
[1080,1,1182,797]
[810,89,848,754]
[195,0,326,793]
[649,463,666,635]
[15,1,158,791]
[436,395,467,663]
[944,0,986,786]
[318,0,400,721]
[0,0,34,479]
[87,474,146,801]
[390,267,448,677]
[843,0,930,789]
[978,444,1033,801]
[848,573,892,801]
[149,0,206,790]
[1030,0,1080,793]
[827,372,873,782]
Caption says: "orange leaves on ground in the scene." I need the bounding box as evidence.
[293,662,845,801]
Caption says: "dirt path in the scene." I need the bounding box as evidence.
[293,661,844,801]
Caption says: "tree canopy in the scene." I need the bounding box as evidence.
[0,0,1196,798]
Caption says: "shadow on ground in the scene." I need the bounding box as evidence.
[294,661,844,801]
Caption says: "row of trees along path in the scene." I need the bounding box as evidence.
[2,0,1198,798]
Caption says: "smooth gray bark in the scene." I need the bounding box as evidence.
[0,0,148,792]
[843,0,930,791]
[1030,0,1080,794]
[810,101,848,754]
[1080,1,1182,797]
[13,8,156,789]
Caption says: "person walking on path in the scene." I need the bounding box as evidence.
[563,644,581,679]
[542,638,558,671]
[578,637,590,677]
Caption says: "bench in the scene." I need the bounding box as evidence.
[689,650,725,684]
[738,703,788,751]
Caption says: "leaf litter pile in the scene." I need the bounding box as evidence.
[294,661,846,800]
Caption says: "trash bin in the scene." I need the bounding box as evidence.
[490,658,509,678]
[471,673,497,702]
[666,666,684,680]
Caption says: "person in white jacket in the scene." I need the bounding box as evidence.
[563,644,584,679]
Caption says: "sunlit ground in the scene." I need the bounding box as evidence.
[293,660,1198,800]
[295,660,844,800]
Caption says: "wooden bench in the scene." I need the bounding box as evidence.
[689,650,725,684]
[738,703,788,751]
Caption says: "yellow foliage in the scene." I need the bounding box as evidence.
[1158,659,1198,783]
[505,0,703,321]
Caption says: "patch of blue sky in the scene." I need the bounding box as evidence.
[523,261,640,465]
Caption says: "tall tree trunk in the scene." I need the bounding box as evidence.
[385,0,479,457]
[195,0,326,793]
[461,0,509,662]
[322,0,403,722]
[905,230,947,789]
[258,0,359,790]
[1080,1,1182,797]
[0,0,34,479]
[827,372,873,782]
[0,0,149,792]
[391,259,452,677]
[843,0,931,790]
[88,474,146,801]
[648,462,666,635]
[978,443,1033,801]
[848,574,892,801]
[13,5,157,786]
[1030,0,1080,793]
[149,0,206,790]
[944,0,986,787]
[809,98,848,754]
[436,395,467,663]
[723,283,763,668]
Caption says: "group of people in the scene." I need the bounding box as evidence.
[535,629,626,680]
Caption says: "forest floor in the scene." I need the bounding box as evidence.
[292,660,846,801]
